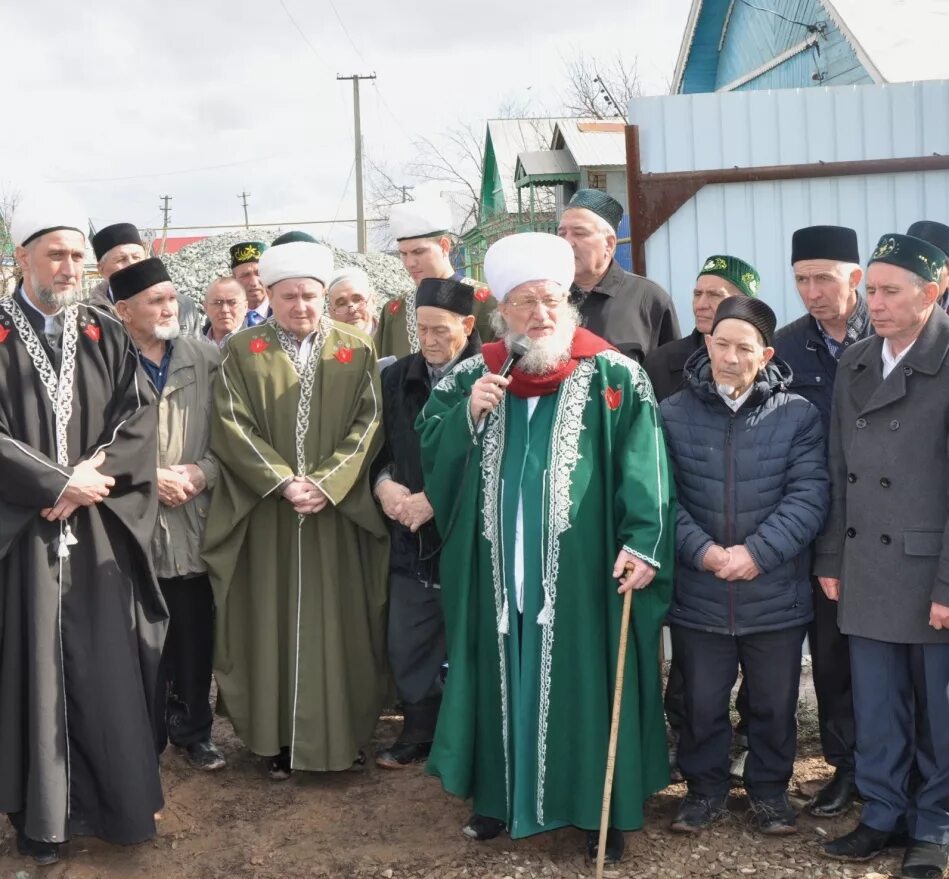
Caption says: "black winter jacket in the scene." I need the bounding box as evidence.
[659,349,829,635]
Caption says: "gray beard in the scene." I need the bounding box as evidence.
[36,285,79,310]
[154,323,180,341]
[506,307,579,374]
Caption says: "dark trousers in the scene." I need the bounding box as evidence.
[672,625,806,800]
[154,574,215,752]
[809,578,855,771]
[850,636,949,843]
[387,572,445,742]
[666,646,749,738]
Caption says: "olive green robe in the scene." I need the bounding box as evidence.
[417,349,674,836]
[375,278,497,359]
[203,318,389,771]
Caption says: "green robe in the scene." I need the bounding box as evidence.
[375,278,498,359]
[417,349,674,837]
[202,318,389,771]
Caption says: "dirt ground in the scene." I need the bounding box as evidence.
[0,671,905,879]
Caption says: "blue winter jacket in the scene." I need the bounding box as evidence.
[660,349,829,636]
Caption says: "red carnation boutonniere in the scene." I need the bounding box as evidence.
[249,337,269,355]
[604,386,623,411]
[83,323,101,342]
[474,287,491,302]
[387,299,402,315]
[335,346,353,364]
[0,325,9,344]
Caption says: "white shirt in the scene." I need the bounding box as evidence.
[513,397,540,614]
[250,301,269,323]
[20,288,65,336]
[297,330,318,365]
[717,384,754,412]
[881,338,916,379]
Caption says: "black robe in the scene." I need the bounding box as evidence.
[0,288,167,846]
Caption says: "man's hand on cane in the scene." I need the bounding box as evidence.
[613,549,656,594]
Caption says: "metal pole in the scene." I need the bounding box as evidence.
[337,72,376,254]
[238,191,251,229]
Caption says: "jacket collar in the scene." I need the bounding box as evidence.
[404,334,481,388]
[571,259,625,298]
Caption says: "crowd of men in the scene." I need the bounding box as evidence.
[1,183,949,879]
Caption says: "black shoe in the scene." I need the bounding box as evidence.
[375,740,432,769]
[670,792,728,833]
[823,822,908,862]
[185,740,226,771]
[461,813,506,841]
[808,768,858,817]
[901,840,949,879]
[267,746,292,781]
[586,827,625,864]
[16,832,60,866]
[748,793,797,835]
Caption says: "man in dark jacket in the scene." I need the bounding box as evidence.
[662,296,828,836]
[773,225,869,818]
[373,277,480,768]
[559,189,679,363]
[815,233,949,879]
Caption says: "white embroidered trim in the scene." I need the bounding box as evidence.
[534,356,595,826]
[623,545,661,569]
[405,287,419,354]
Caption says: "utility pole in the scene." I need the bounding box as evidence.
[400,185,414,203]
[337,72,376,253]
[159,195,172,257]
[238,191,251,229]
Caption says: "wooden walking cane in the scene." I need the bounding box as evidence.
[595,574,634,879]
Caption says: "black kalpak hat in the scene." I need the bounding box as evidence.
[907,221,949,265]
[790,225,860,265]
[110,257,172,302]
[92,222,144,261]
[869,233,947,283]
[415,278,475,316]
[711,295,777,347]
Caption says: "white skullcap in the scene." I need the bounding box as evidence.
[10,187,88,247]
[259,241,334,288]
[327,266,371,294]
[484,232,575,300]
[389,198,453,241]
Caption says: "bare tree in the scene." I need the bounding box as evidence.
[560,49,642,118]
[0,185,21,294]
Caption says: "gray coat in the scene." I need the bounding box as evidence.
[814,307,949,644]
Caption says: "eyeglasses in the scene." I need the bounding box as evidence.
[506,295,566,313]
[207,299,244,310]
[331,296,368,315]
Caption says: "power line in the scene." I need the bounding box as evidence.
[277,0,326,63]
[735,0,825,32]
[52,152,298,184]
[326,0,371,67]
[330,159,357,234]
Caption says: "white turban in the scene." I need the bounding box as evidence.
[10,187,87,247]
[327,266,371,294]
[258,241,334,288]
[483,232,575,300]
[389,198,453,241]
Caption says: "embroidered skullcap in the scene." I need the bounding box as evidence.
[328,266,372,294]
[566,189,624,232]
[110,257,172,302]
[272,230,317,246]
[698,254,760,298]
[791,225,860,265]
[906,221,949,267]
[258,241,334,288]
[868,233,946,283]
[92,223,144,261]
[415,278,475,316]
[483,232,575,301]
[10,187,87,247]
[389,198,453,241]
[229,241,267,269]
[711,295,777,347]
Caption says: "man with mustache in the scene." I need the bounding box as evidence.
[0,192,165,865]
[417,232,674,865]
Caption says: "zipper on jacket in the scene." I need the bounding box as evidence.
[724,413,737,635]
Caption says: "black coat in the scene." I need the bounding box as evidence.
[660,349,829,636]
[376,335,481,583]
[643,329,703,402]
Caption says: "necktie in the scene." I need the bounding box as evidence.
[247,311,264,327]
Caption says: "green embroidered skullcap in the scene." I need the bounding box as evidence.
[566,189,624,232]
[272,230,317,246]
[229,241,267,269]
[869,233,946,283]
[697,254,760,298]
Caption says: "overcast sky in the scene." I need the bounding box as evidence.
[2,0,691,250]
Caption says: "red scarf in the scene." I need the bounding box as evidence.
[482,328,615,398]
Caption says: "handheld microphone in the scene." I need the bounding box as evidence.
[498,334,532,377]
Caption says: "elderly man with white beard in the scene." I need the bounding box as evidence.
[416,232,674,865]
[112,258,226,772]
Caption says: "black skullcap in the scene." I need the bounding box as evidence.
[907,221,949,265]
[229,241,267,269]
[711,295,777,347]
[869,233,947,283]
[110,257,172,302]
[415,278,475,316]
[92,223,144,261]
[791,225,860,265]
[566,189,624,232]
[272,230,317,246]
